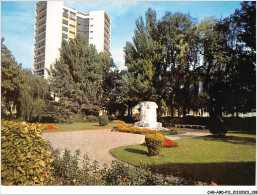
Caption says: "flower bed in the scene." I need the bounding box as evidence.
[112,120,126,124]
[44,125,58,130]
[164,138,178,148]
[115,126,156,134]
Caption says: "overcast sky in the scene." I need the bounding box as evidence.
[1,1,242,70]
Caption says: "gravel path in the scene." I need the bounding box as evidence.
[165,128,211,140]
[42,129,145,167]
[42,128,210,167]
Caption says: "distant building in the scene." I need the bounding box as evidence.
[33,1,111,79]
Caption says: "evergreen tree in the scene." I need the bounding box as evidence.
[48,36,114,121]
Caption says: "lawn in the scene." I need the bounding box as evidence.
[110,133,256,185]
[41,122,132,133]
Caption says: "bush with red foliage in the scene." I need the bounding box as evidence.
[164,138,178,148]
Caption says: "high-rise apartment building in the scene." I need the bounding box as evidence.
[33,1,111,78]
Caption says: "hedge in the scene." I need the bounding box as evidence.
[1,120,55,185]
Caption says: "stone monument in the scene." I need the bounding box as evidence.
[134,101,167,130]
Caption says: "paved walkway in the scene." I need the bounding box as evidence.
[42,128,210,167]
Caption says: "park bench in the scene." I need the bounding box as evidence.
[174,124,206,129]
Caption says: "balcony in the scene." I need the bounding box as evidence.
[34,57,45,65]
[35,36,45,44]
[35,31,45,38]
[34,69,44,77]
[36,1,46,8]
[104,30,110,39]
[104,40,110,47]
[105,13,110,24]
[104,44,110,53]
[34,44,45,51]
[104,25,110,34]
[34,52,45,59]
[36,15,46,25]
[36,6,47,17]
[37,22,46,29]
[34,63,45,71]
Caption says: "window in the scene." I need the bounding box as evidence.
[62,26,68,31]
[70,12,76,20]
[62,33,68,39]
[90,31,93,33]
[62,20,68,25]
[63,12,68,18]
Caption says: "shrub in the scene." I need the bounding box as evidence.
[50,148,80,185]
[1,120,55,185]
[70,113,87,123]
[223,117,256,131]
[145,133,165,156]
[107,115,117,121]
[86,115,98,122]
[50,149,185,185]
[209,116,227,136]
[99,114,109,126]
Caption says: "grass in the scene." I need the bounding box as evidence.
[42,122,132,133]
[110,133,256,185]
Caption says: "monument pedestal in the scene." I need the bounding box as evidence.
[134,101,168,130]
[135,121,163,129]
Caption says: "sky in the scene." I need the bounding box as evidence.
[1,1,242,70]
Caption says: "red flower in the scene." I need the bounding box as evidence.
[42,174,46,178]
[123,177,127,182]
[46,125,57,130]
[164,139,178,148]
[211,181,218,186]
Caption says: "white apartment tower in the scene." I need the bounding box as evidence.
[33,1,111,78]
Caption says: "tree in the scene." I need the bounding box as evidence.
[1,38,24,118]
[124,8,165,115]
[48,35,114,121]
[158,12,200,116]
[105,69,128,116]
[228,1,256,115]
[1,38,51,122]
[233,1,256,52]
[17,69,50,122]
[124,9,201,117]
